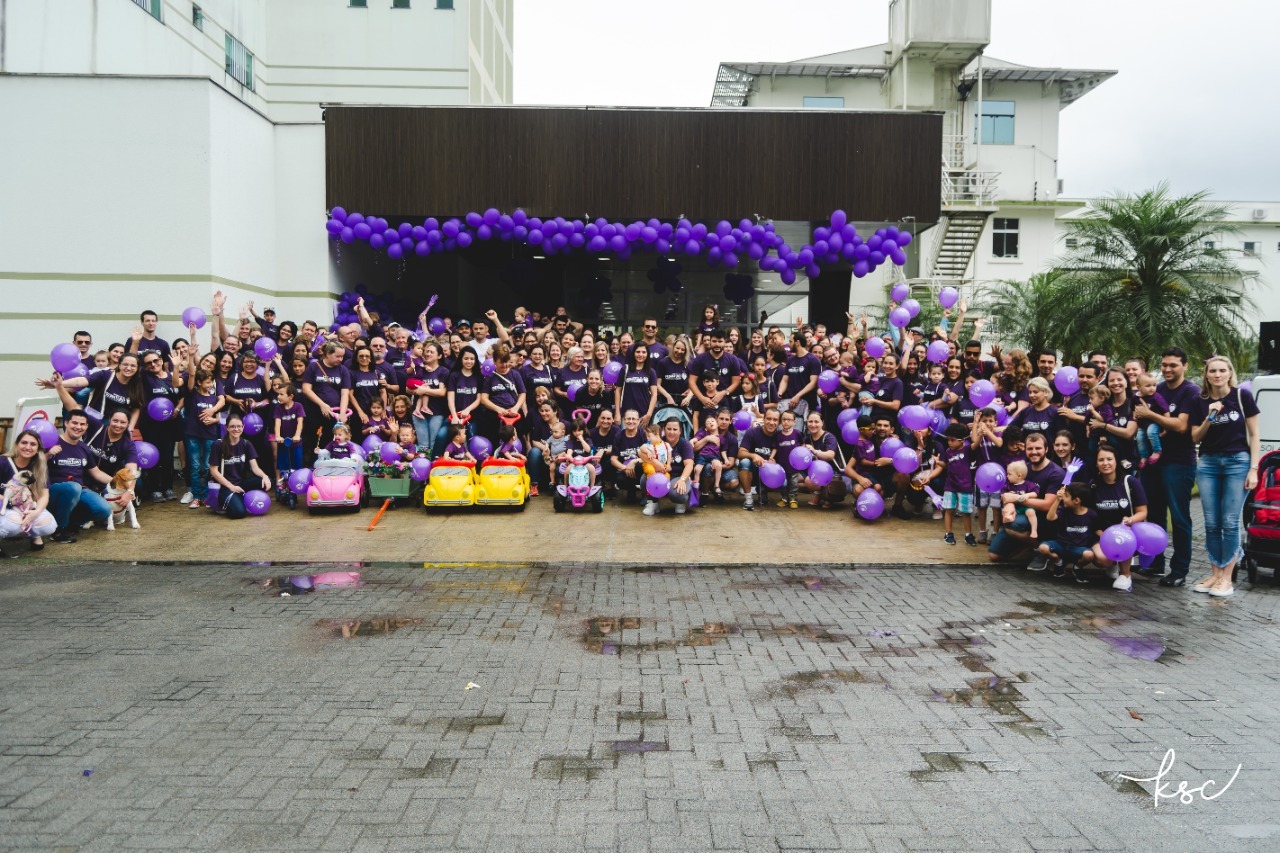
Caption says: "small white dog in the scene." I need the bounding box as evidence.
[104,469,140,530]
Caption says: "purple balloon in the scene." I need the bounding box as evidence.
[182,307,207,330]
[1054,366,1080,396]
[808,460,834,486]
[362,434,382,455]
[353,222,372,240]
[817,370,840,394]
[330,207,347,223]
[975,462,1006,493]
[469,436,492,459]
[567,383,580,401]
[410,457,432,482]
[63,364,89,380]
[601,361,623,385]
[837,408,860,429]
[902,298,921,318]
[134,440,159,469]
[1099,524,1138,562]
[938,286,960,309]
[733,410,753,431]
[759,462,786,490]
[378,441,401,463]
[890,282,910,303]
[646,473,670,499]
[926,341,950,364]
[481,359,495,376]
[244,490,271,516]
[428,317,447,335]
[889,307,911,328]
[254,337,278,361]
[788,446,814,471]
[969,380,997,408]
[242,413,263,436]
[892,447,920,474]
[29,418,59,450]
[287,468,312,495]
[995,406,1010,427]
[841,420,861,444]
[865,337,887,358]
[370,233,385,249]
[50,343,81,374]
[856,489,885,520]
[1131,521,1168,557]
[879,437,905,459]
[898,405,932,431]
[387,243,403,259]
[147,398,175,421]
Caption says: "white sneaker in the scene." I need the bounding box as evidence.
[180,491,194,504]
[674,503,687,515]
[1208,585,1234,597]
[932,508,943,521]
[743,491,755,511]
[1108,567,1120,580]
[80,520,94,530]
[642,501,658,516]
[1112,575,1133,592]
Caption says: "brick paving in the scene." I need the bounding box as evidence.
[1,559,1277,851]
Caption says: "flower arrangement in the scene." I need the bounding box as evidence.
[362,449,411,479]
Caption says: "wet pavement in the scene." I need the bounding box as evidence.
[1,560,1277,851]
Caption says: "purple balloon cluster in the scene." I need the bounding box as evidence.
[325,206,911,284]
[331,284,395,333]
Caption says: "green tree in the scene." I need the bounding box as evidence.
[977,272,1070,356]
[1052,183,1256,364]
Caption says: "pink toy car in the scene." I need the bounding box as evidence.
[306,458,367,514]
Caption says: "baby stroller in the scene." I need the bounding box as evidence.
[1242,448,1280,585]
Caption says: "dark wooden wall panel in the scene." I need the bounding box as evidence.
[325,106,941,223]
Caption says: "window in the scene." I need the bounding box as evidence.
[131,0,162,21]
[975,100,1015,145]
[393,0,411,7]
[1065,236,1078,250]
[192,5,203,29]
[992,218,1019,258]
[349,0,368,6]
[437,0,454,8]
[1243,241,1259,256]
[225,33,254,91]
[802,96,845,109]
[1204,240,1217,250]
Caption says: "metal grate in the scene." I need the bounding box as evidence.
[225,33,254,91]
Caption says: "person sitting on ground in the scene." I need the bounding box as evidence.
[1037,483,1099,583]
[45,410,114,543]
[0,430,57,554]
[208,413,273,519]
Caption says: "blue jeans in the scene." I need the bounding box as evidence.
[1196,452,1251,570]
[1135,423,1162,459]
[184,437,215,500]
[412,413,446,458]
[529,447,546,486]
[1142,461,1196,578]
[47,481,113,531]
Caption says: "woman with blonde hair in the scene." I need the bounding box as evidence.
[1187,355,1260,596]
[0,430,57,553]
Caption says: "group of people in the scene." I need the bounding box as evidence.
[5,294,1262,599]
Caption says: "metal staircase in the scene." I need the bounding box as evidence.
[931,212,989,280]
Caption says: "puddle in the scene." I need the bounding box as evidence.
[773,724,840,743]
[581,617,739,655]
[1096,632,1167,662]
[910,751,994,781]
[766,623,850,643]
[765,669,880,699]
[534,754,614,781]
[318,616,422,638]
[1096,770,1149,797]
[731,574,851,592]
[932,675,1031,719]
[254,572,363,596]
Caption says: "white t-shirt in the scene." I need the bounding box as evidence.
[468,337,495,361]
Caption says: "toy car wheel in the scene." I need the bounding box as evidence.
[1245,556,1258,584]
[553,495,567,513]
[308,505,320,516]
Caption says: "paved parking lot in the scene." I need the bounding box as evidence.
[1,559,1277,851]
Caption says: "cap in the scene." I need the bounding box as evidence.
[908,326,924,335]
[456,318,472,327]
[263,307,276,315]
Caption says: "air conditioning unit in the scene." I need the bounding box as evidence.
[1253,208,1267,220]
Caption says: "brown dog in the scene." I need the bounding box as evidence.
[104,469,140,530]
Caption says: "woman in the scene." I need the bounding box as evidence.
[446,349,482,441]
[225,351,274,479]
[215,352,236,391]
[591,341,612,376]
[0,430,57,553]
[208,413,272,520]
[867,353,905,428]
[1049,430,1079,472]
[745,328,767,366]
[561,331,578,353]
[615,343,658,427]
[1005,349,1033,417]
[573,369,611,428]
[726,327,742,355]
[1089,444,1147,591]
[478,343,526,443]
[1090,368,1138,467]
[802,411,846,507]
[405,342,446,455]
[520,344,559,407]
[300,343,352,466]
[656,338,692,411]
[526,400,564,495]
[45,352,143,430]
[138,350,182,501]
[614,332,635,360]
[1187,356,1260,596]
[555,347,588,406]
[547,342,565,370]
[1009,377,1057,439]
[349,346,386,435]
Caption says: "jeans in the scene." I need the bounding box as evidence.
[277,439,303,475]
[640,474,691,506]
[1135,423,1163,459]
[216,475,265,520]
[1142,461,1196,577]
[184,437,215,500]
[412,413,446,457]
[0,509,57,539]
[529,447,546,486]
[47,482,113,530]
[1196,451,1251,570]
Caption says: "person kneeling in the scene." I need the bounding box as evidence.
[209,413,272,519]
[1037,483,1099,582]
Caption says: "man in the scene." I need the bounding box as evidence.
[962,339,999,379]
[369,336,400,394]
[129,310,171,363]
[247,301,279,341]
[1056,362,1100,453]
[688,330,742,410]
[73,331,95,371]
[635,318,668,360]
[387,327,412,391]
[1135,347,1199,586]
[1033,349,1063,403]
[1088,350,1110,373]
[455,318,473,341]
[642,419,694,516]
[987,432,1064,568]
[853,415,904,509]
[337,324,361,366]
[737,408,781,511]
[467,310,510,361]
[45,410,114,543]
[777,332,821,420]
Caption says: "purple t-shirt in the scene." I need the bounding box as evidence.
[940,441,975,493]
[656,357,690,404]
[184,389,222,441]
[1156,379,1202,465]
[351,368,385,414]
[86,428,137,477]
[740,425,779,462]
[323,440,357,460]
[1191,388,1259,457]
[135,337,171,363]
[688,352,742,389]
[211,438,259,482]
[805,430,839,461]
[414,365,450,417]
[573,389,610,428]
[302,361,352,408]
[1011,404,1058,439]
[442,442,472,461]
[483,369,526,410]
[614,430,646,465]
[591,425,621,459]
[1061,390,1092,447]
[48,440,97,485]
[617,366,658,417]
[1026,460,1066,501]
[227,372,271,413]
[555,366,589,398]
[775,428,803,474]
[783,353,822,407]
[1056,507,1099,548]
[141,373,182,424]
[448,370,481,414]
[86,370,134,419]
[1090,474,1147,529]
[667,437,695,477]
[520,364,558,401]
[273,402,305,439]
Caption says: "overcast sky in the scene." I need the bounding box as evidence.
[514,0,1278,201]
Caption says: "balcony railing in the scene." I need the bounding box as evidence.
[942,169,999,207]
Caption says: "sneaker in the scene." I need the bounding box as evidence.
[150,491,165,503]
[714,491,725,504]
[932,508,943,521]
[1191,578,1216,593]
[80,521,94,530]
[674,503,687,515]
[164,489,177,501]
[943,532,956,545]
[642,501,658,516]
[180,491,194,504]
[189,499,204,509]
[788,499,799,509]
[978,529,989,544]
[1108,567,1120,580]
[529,484,540,497]
[1208,585,1234,597]
[1158,576,1185,587]
[743,492,755,511]
[1112,575,1133,592]
[50,529,78,544]
[964,533,977,546]
[1147,452,1161,466]
[1051,563,1066,579]
[1026,554,1049,572]
[777,498,788,508]
[1072,566,1090,584]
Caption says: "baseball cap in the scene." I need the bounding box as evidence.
[263,307,276,315]
[456,318,472,327]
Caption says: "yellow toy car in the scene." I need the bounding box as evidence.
[475,459,529,509]
[423,459,477,509]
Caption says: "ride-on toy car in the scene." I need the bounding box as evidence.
[476,458,529,508]
[307,457,366,514]
[554,455,604,512]
[424,459,477,509]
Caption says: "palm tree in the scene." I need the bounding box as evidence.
[1052,183,1256,364]
[977,272,1072,355]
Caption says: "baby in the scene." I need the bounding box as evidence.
[637,422,671,476]
[546,421,571,487]
[1001,460,1039,538]
[1133,371,1168,467]
[858,360,881,418]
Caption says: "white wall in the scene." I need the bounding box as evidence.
[972,81,1060,203]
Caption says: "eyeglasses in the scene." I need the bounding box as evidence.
[643,325,657,330]
[143,359,160,367]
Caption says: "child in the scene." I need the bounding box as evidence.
[774,409,803,508]
[495,423,527,463]
[735,374,765,427]
[1085,384,1112,457]
[1001,460,1039,540]
[636,422,671,477]
[363,399,391,441]
[694,371,720,432]
[396,423,419,462]
[272,384,305,482]
[545,421,572,488]
[926,423,976,545]
[1038,483,1098,582]
[692,413,729,501]
[1133,371,1168,467]
[858,360,881,419]
[970,407,1005,543]
[441,424,475,461]
[562,418,597,490]
[322,423,358,460]
[919,362,950,410]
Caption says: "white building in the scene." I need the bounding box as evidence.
[0,0,512,410]
[710,0,1116,322]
